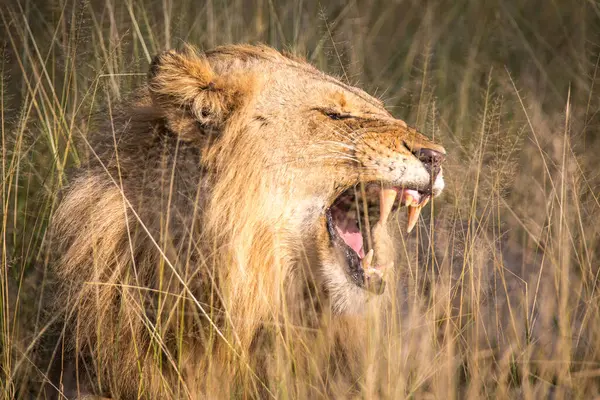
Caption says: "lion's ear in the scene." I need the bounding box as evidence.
[148,46,252,140]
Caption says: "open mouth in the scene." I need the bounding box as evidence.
[325,183,431,294]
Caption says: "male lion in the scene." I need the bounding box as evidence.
[47,44,446,399]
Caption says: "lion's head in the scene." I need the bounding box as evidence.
[50,44,446,397]
[147,45,445,311]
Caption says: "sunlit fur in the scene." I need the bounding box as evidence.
[49,44,445,398]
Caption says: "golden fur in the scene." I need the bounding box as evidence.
[49,44,446,399]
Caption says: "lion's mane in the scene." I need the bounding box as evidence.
[49,45,360,399]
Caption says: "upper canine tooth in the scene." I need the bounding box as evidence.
[406,204,422,233]
[379,188,397,224]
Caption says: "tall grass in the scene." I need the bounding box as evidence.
[2,0,600,398]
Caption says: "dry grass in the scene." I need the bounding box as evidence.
[2,0,600,398]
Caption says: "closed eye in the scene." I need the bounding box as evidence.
[314,107,354,120]
[326,112,353,120]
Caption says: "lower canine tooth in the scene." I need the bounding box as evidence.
[406,204,422,233]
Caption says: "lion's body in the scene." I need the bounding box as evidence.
[48,44,445,398]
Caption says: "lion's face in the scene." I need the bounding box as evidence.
[150,45,446,315]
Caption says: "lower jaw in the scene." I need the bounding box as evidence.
[326,271,388,315]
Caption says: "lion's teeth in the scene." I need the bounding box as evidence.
[406,204,422,233]
[404,194,414,207]
[363,249,374,269]
[379,188,397,224]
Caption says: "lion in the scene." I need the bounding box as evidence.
[46,44,446,399]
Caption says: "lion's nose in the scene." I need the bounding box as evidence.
[412,147,445,167]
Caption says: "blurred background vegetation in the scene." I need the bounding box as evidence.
[2,0,600,398]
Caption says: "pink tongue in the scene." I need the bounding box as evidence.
[334,222,365,258]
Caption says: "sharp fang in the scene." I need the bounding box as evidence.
[406,204,422,233]
[363,249,374,269]
[379,188,397,224]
